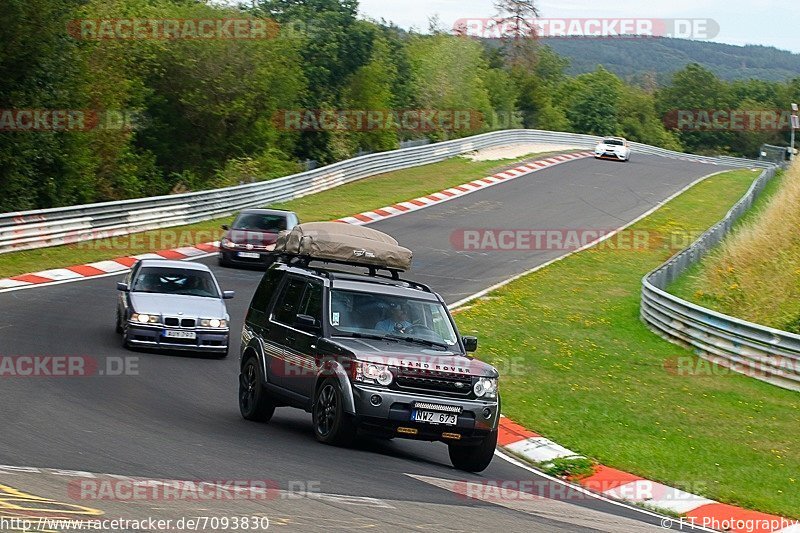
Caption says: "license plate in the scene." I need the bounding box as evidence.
[163,330,196,339]
[412,410,457,426]
[238,252,260,259]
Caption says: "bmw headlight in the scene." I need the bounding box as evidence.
[200,318,227,328]
[131,313,158,324]
[353,362,393,386]
[474,377,498,399]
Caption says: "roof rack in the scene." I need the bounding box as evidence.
[278,254,404,280]
[281,258,433,293]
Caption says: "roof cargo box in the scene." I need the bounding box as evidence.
[274,222,413,271]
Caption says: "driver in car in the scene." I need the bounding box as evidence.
[375,302,413,333]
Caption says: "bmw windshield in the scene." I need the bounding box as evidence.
[132,267,220,298]
[329,289,459,349]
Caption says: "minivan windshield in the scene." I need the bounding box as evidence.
[329,289,459,349]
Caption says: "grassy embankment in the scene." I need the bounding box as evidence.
[670,163,799,333]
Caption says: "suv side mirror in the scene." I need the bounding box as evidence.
[221,224,230,231]
[222,290,235,300]
[117,282,130,292]
[463,336,478,353]
[295,314,319,329]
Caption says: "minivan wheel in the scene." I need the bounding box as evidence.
[312,379,355,446]
[448,430,498,473]
[239,356,275,422]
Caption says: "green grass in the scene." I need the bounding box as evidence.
[0,151,570,279]
[454,169,800,519]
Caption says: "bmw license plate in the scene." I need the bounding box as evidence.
[411,409,457,426]
[163,330,196,339]
[238,252,260,259]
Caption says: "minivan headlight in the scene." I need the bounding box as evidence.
[474,377,498,399]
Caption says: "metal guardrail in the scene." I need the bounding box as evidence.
[0,129,765,254]
[641,165,800,391]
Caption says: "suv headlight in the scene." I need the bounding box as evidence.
[131,313,159,324]
[200,318,227,328]
[221,238,235,249]
[474,377,498,399]
[353,362,393,386]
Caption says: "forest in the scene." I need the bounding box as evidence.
[2,0,799,212]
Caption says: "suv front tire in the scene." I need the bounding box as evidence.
[312,378,356,447]
[448,430,498,473]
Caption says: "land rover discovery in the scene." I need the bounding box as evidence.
[237,223,500,472]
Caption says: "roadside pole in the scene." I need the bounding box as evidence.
[791,103,798,162]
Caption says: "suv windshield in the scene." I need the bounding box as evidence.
[232,213,287,233]
[329,289,459,349]
[132,267,220,298]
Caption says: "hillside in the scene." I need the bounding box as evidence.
[539,37,800,82]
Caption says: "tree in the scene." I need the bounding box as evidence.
[493,0,539,69]
[656,64,734,154]
[618,86,682,151]
[342,36,399,155]
[407,34,494,140]
[558,67,623,136]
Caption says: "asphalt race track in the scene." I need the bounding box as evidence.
[0,154,732,532]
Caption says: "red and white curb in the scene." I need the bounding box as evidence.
[0,151,591,292]
[0,243,219,291]
[497,417,797,532]
[335,151,593,225]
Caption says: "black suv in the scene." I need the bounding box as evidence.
[238,261,500,472]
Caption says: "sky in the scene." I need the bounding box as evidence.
[358,0,800,54]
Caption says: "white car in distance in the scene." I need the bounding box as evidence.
[594,137,631,162]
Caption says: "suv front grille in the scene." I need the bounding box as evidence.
[394,368,472,397]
